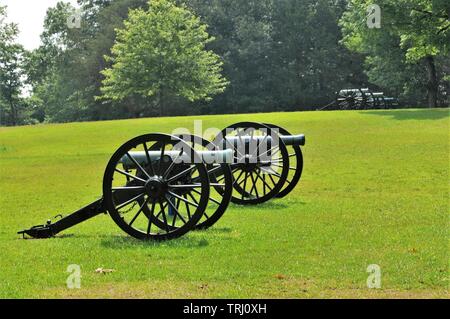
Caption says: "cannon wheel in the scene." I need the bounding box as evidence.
[336,90,357,109]
[364,91,376,109]
[103,133,210,240]
[263,123,303,198]
[183,135,233,230]
[337,89,368,110]
[215,122,289,205]
[148,134,233,230]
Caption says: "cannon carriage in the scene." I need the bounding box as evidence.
[19,122,306,241]
[335,88,399,110]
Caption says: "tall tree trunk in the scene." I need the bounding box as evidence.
[8,89,17,126]
[159,88,164,117]
[9,100,17,126]
[425,56,438,108]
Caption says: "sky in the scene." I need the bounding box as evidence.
[1,0,79,50]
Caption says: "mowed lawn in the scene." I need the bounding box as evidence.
[0,109,448,298]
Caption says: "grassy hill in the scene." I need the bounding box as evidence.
[0,108,448,298]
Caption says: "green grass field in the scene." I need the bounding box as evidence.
[0,109,448,298]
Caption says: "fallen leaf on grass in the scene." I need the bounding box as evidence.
[95,268,115,274]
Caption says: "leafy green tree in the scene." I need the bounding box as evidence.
[341,0,450,107]
[184,0,276,113]
[76,0,150,120]
[26,0,153,122]
[184,0,367,112]
[269,0,367,109]
[99,0,228,116]
[0,5,26,126]
[24,1,86,122]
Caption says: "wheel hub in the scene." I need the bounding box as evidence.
[239,154,258,172]
[145,177,167,199]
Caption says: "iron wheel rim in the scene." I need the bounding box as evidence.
[215,122,289,205]
[263,123,303,198]
[103,133,210,240]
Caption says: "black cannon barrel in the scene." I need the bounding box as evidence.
[223,134,305,147]
[121,149,234,166]
[280,134,305,146]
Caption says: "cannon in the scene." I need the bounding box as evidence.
[19,123,306,241]
[213,122,305,205]
[335,88,399,110]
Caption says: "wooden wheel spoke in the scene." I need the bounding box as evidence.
[224,136,244,158]
[249,172,259,198]
[116,193,145,210]
[143,142,156,176]
[265,166,282,178]
[167,165,197,183]
[207,165,223,177]
[237,174,247,187]
[242,172,249,199]
[163,149,183,179]
[155,202,168,219]
[182,194,191,219]
[271,163,297,171]
[236,129,246,155]
[115,168,146,183]
[215,174,226,183]
[262,173,267,195]
[157,143,166,176]
[126,152,151,179]
[208,196,221,206]
[255,169,273,193]
[252,134,268,157]
[146,200,156,235]
[165,195,187,225]
[129,197,150,227]
[258,146,280,159]
[191,165,222,184]
[186,192,200,205]
[191,188,221,206]
[159,200,170,232]
[112,186,145,191]
[169,184,203,189]
[168,191,199,208]
[233,170,245,185]
[268,173,277,187]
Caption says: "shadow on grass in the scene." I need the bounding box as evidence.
[100,235,210,249]
[360,109,449,120]
[16,233,76,241]
[229,200,305,211]
[17,227,235,246]
[197,227,232,234]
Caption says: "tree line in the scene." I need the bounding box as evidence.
[0,0,449,126]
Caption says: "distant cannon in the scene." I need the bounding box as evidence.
[19,122,306,241]
[335,88,399,110]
